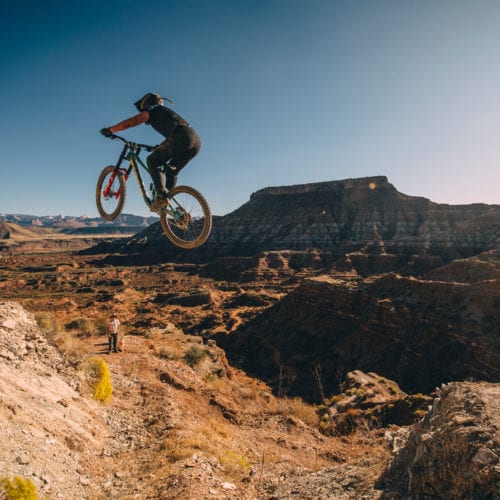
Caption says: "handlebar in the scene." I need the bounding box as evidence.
[107,133,156,152]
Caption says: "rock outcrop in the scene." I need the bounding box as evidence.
[378,381,499,499]
[319,371,433,435]
[219,271,500,399]
[85,176,500,275]
[0,302,106,498]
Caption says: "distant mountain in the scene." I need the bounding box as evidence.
[0,221,52,240]
[0,213,159,235]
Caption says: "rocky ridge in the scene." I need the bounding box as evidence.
[86,176,500,276]
[220,267,500,398]
[0,302,105,498]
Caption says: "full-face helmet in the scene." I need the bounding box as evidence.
[134,92,162,112]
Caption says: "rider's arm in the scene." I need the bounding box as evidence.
[109,112,149,133]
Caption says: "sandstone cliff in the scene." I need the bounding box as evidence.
[219,271,500,399]
[86,176,500,275]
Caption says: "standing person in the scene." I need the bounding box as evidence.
[107,313,120,354]
[100,92,201,210]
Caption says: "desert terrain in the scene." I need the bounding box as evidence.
[0,177,498,498]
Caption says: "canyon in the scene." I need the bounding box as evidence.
[0,176,498,498]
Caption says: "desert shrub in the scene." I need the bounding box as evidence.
[413,409,427,419]
[157,346,180,360]
[184,345,208,367]
[219,450,251,478]
[161,434,203,463]
[286,397,319,427]
[65,317,94,336]
[94,316,109,335]
[34,313,59,333]
[81,356,113,403]
[205,373,224,390]
[1,476,38,500]
[51,332,88,362]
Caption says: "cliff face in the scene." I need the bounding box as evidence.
[92,176,500,273]
[219,270,500,399]
[206,176,499,259]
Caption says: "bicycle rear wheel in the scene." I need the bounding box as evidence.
[96,165,126,221]
[159,185,212,249]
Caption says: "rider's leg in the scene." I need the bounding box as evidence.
[147,140,172,199]
[167,128,202,189]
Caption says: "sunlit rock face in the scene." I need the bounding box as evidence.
[206,176,499,259]
[378,381,500,499]
[100,176,500,272]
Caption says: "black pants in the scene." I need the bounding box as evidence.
[147,126,201,196]
[108,333,118,352]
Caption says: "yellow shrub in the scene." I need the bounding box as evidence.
[219,450,250,478]
[1,476,38,500]
[81,357,113,403]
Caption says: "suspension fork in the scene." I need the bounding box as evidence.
[103,144,130,197]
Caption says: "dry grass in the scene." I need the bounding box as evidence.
[199,418,232,441]
[285,397,319,427]
[35,312,89,362]
[34,312,59,333]
[219,450,251,479]
[161,434,203,463]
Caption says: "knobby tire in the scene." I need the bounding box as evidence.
[159,185,212,249]
[96,165,126,221]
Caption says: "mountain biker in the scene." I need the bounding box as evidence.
[100,92,201,210]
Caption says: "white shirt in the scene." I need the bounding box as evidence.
[107,318,120,334]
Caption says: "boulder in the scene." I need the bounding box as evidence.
[377,381,499,498]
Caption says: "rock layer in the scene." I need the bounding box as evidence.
[88,176,500,274]
[219,272,500,398]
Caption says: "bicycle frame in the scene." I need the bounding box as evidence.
[103,142,153,206]
[103,136,192,223]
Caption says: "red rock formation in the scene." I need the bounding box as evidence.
[219,272,500,399]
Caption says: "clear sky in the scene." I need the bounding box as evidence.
[1,0,499,217]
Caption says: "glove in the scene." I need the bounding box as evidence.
[100,127,113,138]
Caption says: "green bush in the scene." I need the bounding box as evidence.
[1,476,38,500]
[184,345,208,367]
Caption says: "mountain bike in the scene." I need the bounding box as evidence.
[96,134,212,249]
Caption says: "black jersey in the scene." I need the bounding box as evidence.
[146,105,190,138]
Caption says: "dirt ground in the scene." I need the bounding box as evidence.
[0,250,391,499]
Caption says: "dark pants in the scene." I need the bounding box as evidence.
[147,126,201,196]
[108,333,118,352]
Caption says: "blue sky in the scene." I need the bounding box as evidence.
[1,0,499,217]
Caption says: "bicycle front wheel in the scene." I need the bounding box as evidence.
[159,185,212,249]
[96,165,126,221]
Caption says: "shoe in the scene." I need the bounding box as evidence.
[113,349,119,353]
[149,195,168,211]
